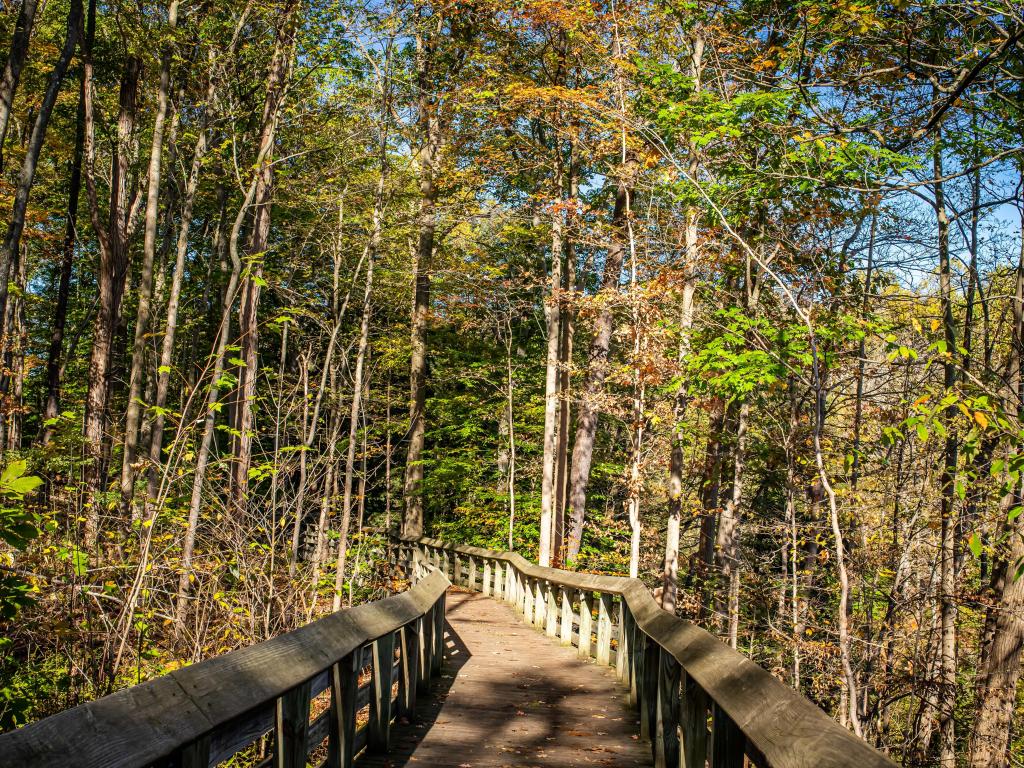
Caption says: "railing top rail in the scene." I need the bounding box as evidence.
[406,536,896,768]
[0,569,449,768]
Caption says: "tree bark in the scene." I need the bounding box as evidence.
[229,0,300,515]
[539,166,563,567]
[967,209,1024,768]
[144,57,217,515]
[0,0,81,355]
[120,1,178,518]
[933,128,959,768]
[402,11,442,540]
[564,162,632,563]
[41,52,87,445]
[661,31,703,611]
[334,160,385,610]
[0,0,38,169]
[82,38,140,548]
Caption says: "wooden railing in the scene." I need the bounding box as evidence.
[0,568,450,768]
[402,536,897,768]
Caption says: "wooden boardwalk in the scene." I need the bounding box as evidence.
[357,589,652,768]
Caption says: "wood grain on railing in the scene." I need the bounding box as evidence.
[402,536,897,768]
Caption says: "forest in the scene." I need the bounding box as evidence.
[0,0,1021,765]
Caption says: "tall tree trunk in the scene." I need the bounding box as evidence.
[144,59,217,514]
[41,55,87,446]
[967,208,1024,768]
[82,40,140,548]
[934,128,958,768]
[712,259,761,643]
[120,1,178,518]
[229,0,300,515]
[172,185,245,633]
[661,31,703,611]
[402,12,442,540]
[0,0,38,169]
[552,159,575,566]
[564,163,632,563]
[334,162,385,610]
[539,165,563,567]
[0,0,81,354]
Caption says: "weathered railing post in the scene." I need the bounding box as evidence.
[616,600,629,682]
[482,559,492,595]
[523,576,534,619]
[453,553,463,586]
[629,618,643,707]
[711,702,744,767]
[327,651,360,768]
[559,587,573,646]
[655,647,681,768]
[417,614,432,695]
[545,584,558,637]
[369,631,396,752]
[596,592,613,666]
[641,633,659,742]
[533,579,546,628]
[467,555,477,590]
[275,680,312,768]
[505,561,515,603]
[493,559,503,596]
[431,592,445,676]
[681,670,709,768]
[578,590,593,658]
[399,621,419,720]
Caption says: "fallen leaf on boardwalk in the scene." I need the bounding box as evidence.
[516,710,526,715]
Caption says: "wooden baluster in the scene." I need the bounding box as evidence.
[523,577,534,620]
[616,600,629,682]
[505,562,515,603]
[172,735,211,768]
[545,583,558,637]
[596,592,613,666]
[369,631,396,752]
[559,586,573,646]
[431,592,445,675]
[681,670,709,768]
[417,614,432,695]
[275,680,312,768]
[656,647,681,768]
[493,560,502,596]
[639,632,654,740]
[453,553,463,586]
[578,590,593,658]
[629,617,642,707]
[534,579,546,628]
[327,651,360,768]
[468,556,477,590]
[399,621,420,719]
[482,559,492,595]
[711,702,744,767]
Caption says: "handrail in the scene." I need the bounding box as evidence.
[402,536,897,768]
[0,568,450,768]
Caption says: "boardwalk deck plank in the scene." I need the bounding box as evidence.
[357,589,652,768]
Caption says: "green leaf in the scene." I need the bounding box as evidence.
[968,532,982,558]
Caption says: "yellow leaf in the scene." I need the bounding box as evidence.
[974,411,989,430]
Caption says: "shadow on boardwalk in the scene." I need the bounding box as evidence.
[356,590,650,768]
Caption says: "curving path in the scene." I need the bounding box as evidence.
[356,589,652,768]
